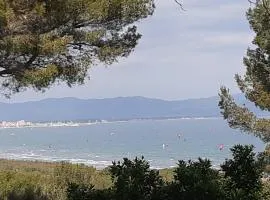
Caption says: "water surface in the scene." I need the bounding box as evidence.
[0,118,265,169]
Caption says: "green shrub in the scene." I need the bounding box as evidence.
[221,145,264,200]
[109,156,165,200]
[169,158,222,200]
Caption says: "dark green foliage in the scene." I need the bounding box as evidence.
[260,144,270,173]
[262,181,270,199]
[109,156,165,200]
[67,183,112,200]
[169,158,222,200]
[66,157,166,200]
[65,145,269,200]
[219,0,270,141]
[67,183,93,200]
[7,187,48,200]
[0,0,155,96]
[66,145,267,200]
[221,145,263,200]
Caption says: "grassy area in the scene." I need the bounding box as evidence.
[0,159,112,200]
[0,158,269,200]
[0,159,175,199]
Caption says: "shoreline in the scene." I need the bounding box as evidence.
[0,156,222,171]
[0,117,222,129]
[0,157,171,170]
[0,158,176,173]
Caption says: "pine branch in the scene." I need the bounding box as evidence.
[174,0,186,11]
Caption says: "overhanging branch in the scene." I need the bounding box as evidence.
[174,0,186,11]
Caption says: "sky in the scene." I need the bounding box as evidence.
[0,0,254,103]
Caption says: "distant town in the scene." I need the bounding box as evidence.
[0,117,224,129]
[0,120,33,128]
[0,120,104,129]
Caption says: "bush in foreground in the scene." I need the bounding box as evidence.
[67,144,265,200]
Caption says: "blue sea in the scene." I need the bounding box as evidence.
[0,118,265,169]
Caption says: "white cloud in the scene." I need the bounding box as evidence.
[201,32,253,47]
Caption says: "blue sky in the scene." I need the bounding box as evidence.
[1,0,253,102]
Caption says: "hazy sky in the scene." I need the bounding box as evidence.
[1,0,253,103]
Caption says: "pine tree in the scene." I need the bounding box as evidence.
[0,0,154,96]
[219,0,270,142]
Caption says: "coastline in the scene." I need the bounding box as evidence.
[0,158,174,177]
[0,116,222,129]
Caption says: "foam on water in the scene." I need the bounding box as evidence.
[0,118,265,169]
[0,152,112,169]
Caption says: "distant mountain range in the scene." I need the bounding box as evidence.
[0,95,268,122]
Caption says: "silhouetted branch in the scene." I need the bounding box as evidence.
[248,0,258,5]
[174,0,186,11]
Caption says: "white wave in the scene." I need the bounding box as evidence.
[0,152,112,169]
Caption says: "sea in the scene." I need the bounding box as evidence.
[0,118,265,169]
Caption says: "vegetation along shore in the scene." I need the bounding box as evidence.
[0,145,270,200]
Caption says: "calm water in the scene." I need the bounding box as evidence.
[0,118,265,169]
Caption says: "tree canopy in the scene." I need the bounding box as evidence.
[66,145,265,200]
[0,0,155,97]
[219,0,270,142]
